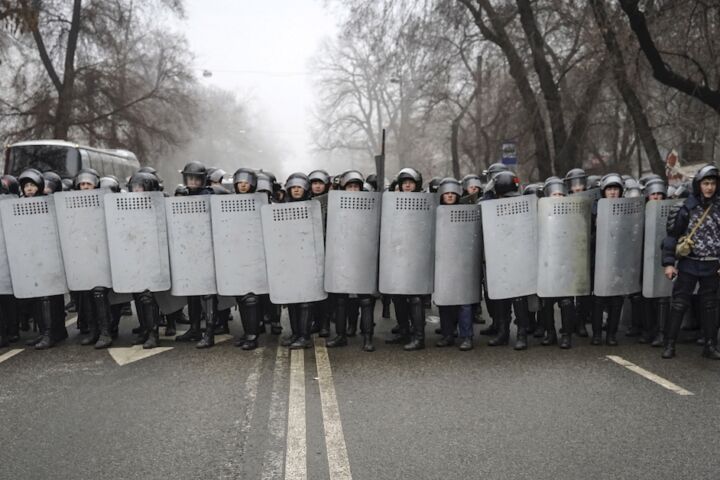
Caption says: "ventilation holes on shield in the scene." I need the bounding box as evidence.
[552,202,584,216]
[172,200,208,215]
[220,198,256,213]
[660,205,672,218]
[450,209,480,223]
[65,194,100,209]
[496,200,529,216]
[12,200,49,216]
[116,196,152,210]
[611,201,642,216]
[272,206,309,222]
[340,196,376,210]
[395,197,430,211]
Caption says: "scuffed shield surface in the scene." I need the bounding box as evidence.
[481,195,538,299]
[54,190,113,290]
[166,196,217,296]
[643,200,681,298]
[211,194,269,296]
[378,192,436,295]
[0,196,67,298]
[433,204,482,305]
[261,201,327,304]
[0,195,15,294]
[536,196,592,297]
[594,197,644,296]
[324,191,382,294]
[105,192,170,293]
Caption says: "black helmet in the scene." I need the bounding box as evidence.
[285,172,311,201]
[692,164,719,196]
[18,168,45,196]
[483,162,509,182]
[643,178,667,199]
[1,175,19,196]
[366,173,378,191]
[396,167,423,192]
[61,178,73,191]
[138,165,163,184]
[180,161,208,186]
[233,168,258,193]
[427,176,441,193]
[43,171,63,193]
[127,172,160,192]
[340,170,364,190]
[489,170,520,197]
[523,183,544,197]
[74,170,100,189]
[543,176,567,197]
[586,174,601,189]
[564,168,587,191]
[437,177,462,197]
[99,176,121,193]
[461,174,483,193]
[599,173,624,197]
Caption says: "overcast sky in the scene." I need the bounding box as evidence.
[183,0,338,178]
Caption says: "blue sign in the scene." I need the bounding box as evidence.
[501,141,517,166]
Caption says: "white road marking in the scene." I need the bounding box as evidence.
[107,345,174,366]
[261,347,290,480]
[314,338,353,480]
[0,349,24,364]
[606,355,694,396]
[64,315,78,327]
[285,349,306,480]
[215,334,233,344]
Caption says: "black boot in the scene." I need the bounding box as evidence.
[176,297,202,342]
[540,303,557,346]
[196,297,217,349]
[626,294,643,337]
[606,298,622,346]
[700,297,720,360]
[238,295,260,350]
[558,298,575,349]
[404,296,425,351]
[289,304,312,349]
[34,298,54,350]
[386,297,410,344]
[590,299,603,345]
[359,297,375,352]
[662,301,687,359]
[281,305,300,347]
[165,310,178,337]
[327,294,348,348]
[651,299,669,348]
[512,297,529,351]
[93,290,113,349]
[488,315,509,347]
[381,295,391,319]
[80,293,99,346]
[347,298,358,337]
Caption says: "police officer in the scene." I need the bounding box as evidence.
[661,164,720,359]
[643,178,671,347]
[565,167,591,338]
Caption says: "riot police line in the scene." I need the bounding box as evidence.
[0,161,719,361]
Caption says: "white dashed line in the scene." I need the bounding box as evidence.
[285,348,306,480]
[261,347,290,480]
[0,348,24,364]
[607,355,694,396]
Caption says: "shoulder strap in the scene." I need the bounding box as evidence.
[686,204,713,242]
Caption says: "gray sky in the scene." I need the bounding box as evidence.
[183,0,338,178]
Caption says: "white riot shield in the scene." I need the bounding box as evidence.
[261,201,327,304]
[153,290,187,314]
[643,200,681,298]
[324,191,382,294]
[573,189,601,201]
[54,190,113,290]
[433,204,482,306]
[0,195,14,294]
[166,196,217,296]
[481,195,538,300]
[594,197,644,296]
[210,194,269,296]
[105,192,170,293]
[0,196,67,298]
[536,197,592,297]
[378,192,436,295]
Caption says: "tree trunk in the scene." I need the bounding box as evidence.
[52,0,83,139]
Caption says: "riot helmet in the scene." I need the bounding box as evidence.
[599,173,624,198]
[461,174,483,195]
[366,173,378,191]
[18,168,45,197]
[586,175,601,189]
[308,169,331,195]
[233,168,258,194]
[1,175,20,196]
[61,178,73,191]
[543,176,567,197]
[692,164,719,198]
[256,172,273,195]
[209,168,226,185]
[363,182,374,192]
[564,168,587,193]
[43,171,63,194]
[644,178,667,200]
[427,176,441,193]
[285,172,311,201]
[99,176,121,193]
[137,166,163,190]
[74,170,100,190]
[489,170,520,197]
[340,170,364,191]
[523,183,544,197]
[639,173,662,186]
[396,167,423,192]
[180,161,208,190]
[331,174,341,191]
[624,184,643,198]
[483,162,509,182]
[127,172,160,193]
[437,177,462,204]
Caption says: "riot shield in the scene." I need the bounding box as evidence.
[433,204,482,305]
[166,196,217,296]
[217,295,236,311]
[481,195,538,300]
[378,192,436,295]
[54,190,113,291]
[536,196,592,297]
[261,200,327,304]
[105,192,170,293]
[324,191,382,294]
[153,290,187,314]
[313,193,329,235]
[572,189,601,201]
[0,196,67,298]
[108,290,133,306]
[0,195,14,294]
[643,199,681,298]
[594,197,644,296]
[210,194,269,296]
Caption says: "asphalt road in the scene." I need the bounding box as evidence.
[1,306,720,480]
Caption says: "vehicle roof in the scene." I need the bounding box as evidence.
[7,139,139,164]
